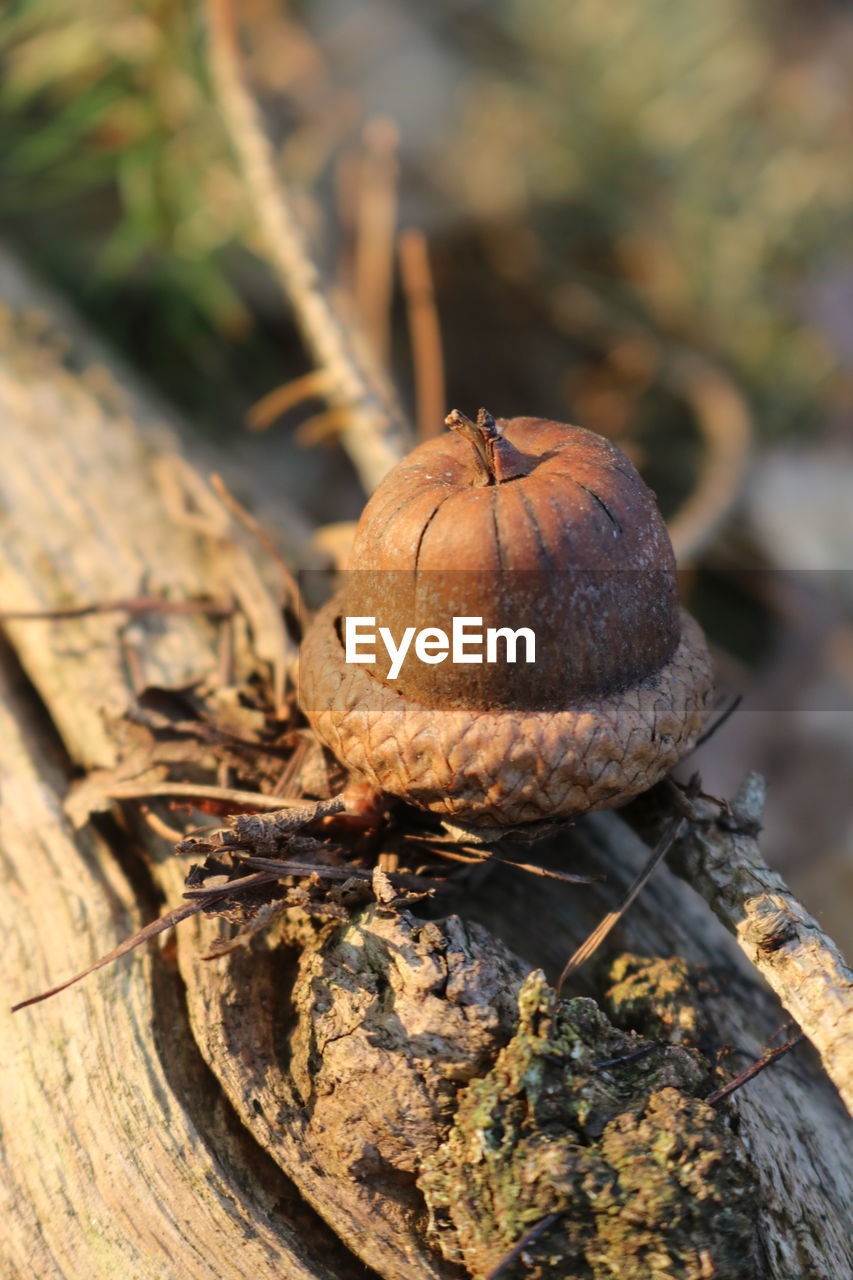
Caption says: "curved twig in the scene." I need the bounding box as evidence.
[546,284,752,562]
[664,347,752,563]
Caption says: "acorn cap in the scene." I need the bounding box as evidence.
[299,600,712,828]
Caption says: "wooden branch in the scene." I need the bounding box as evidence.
[205,0,411,493]
[1,247,851,1277]
[0,254,354,1279]
[667,773,853,1113]
[0,248,451,1277]
[0,656,352,1280]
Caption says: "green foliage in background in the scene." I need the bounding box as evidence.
[447,0,853,433]
[2,0,852,435]
[0,0,258,414]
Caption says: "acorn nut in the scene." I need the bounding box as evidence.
[299,409,714,831]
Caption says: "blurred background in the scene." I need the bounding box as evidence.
[1,0,852,948]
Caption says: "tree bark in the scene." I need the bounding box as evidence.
[0,246,851,1278]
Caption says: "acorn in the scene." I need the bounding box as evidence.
[299,410,714,832]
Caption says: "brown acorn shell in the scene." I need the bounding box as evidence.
[341,417,680,711]
[299,600,714,828]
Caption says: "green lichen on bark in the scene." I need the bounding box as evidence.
[603,953,712,1046]
[417,971,755,1279]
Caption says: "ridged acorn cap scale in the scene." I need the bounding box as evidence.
[300,602,713,827]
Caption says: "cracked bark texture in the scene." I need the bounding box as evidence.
[1,247,851,1278]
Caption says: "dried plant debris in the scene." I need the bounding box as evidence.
[14,671,514,1009]
[64,679,347,820]
[182,829,444,927]
[11,591,597,1014]
[418,971,756,1280]
[11,799,433,1011]
[66,667,375,838]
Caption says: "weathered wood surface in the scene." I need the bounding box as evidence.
[668,774,853,1112]
[0,653,356,1280]
[1,248,852,1278]
[0,250,360,1280]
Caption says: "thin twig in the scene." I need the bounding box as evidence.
[208,853,448,894]
[401,829,487,850]
[139,804,189,844]
[593,1043,661,1071]
[0,597,234,622]
[10,872,279,1012]
[484,1213,562,1280]
[204,0,411,493]
[706,1033,805,1106]
[556,808,690,995]
[107,782,317,811]
[209,472,304,620]
[665,349,752,564]
[407,843,487,866]
[294,408,353,446]
[544,286,751,561]
[246,369,329,431]
[271,734,311,796]
[494,856,603,886]
[693,693,743,749]
[399,227,446,439]
[400,832,600,883]
[354,117,399,368]
[216,609,236,790]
